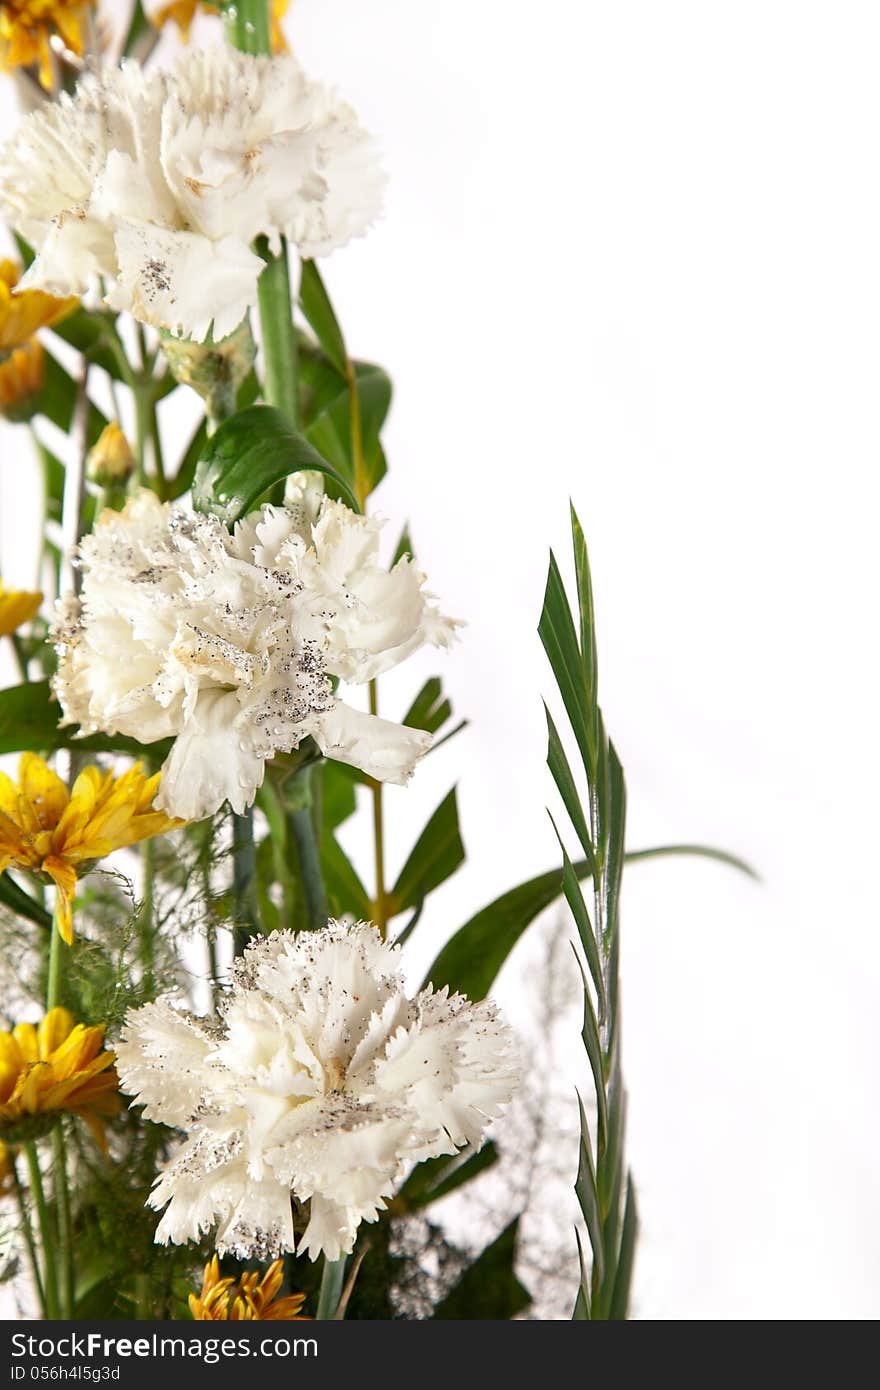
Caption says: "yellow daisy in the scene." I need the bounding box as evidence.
[0,260,76,420]
[0,581,41,638]
[189,1257,308,1321]
[0,0,93,90]
[154,0,289,51]
[0,1006,119,1147]
[0,753,183,944]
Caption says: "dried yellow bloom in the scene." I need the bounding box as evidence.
[189,1257,308,1321]
[0,0,94,90]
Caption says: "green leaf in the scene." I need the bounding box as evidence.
[122,0,160,62]
[389,788,464,916]
[321,828,372,920]
[0,681,170,760]
[49,309,128,383]
[0,873,52,930]
[572,949,607,1155]
[404,677,453,737]
[546,703,595,870]
[539,550,595,780]
[604,740,627,948]
[392,524,413,566]
[321,761,358,832]
[299,260,348,375]
[572,1229,591,1320]
[608,1178,638,1320]
[571,504,600,759]
[575,1093,604,1287]
[306,364,392,499]
[395,1143,499,1213]
[624,842,760,880]
[169,372,258,500]
[551,816,604,1016]
[432,1218,530,1320]
[424,857,592,1000]
[193,403,359,522]
[39,351,107,448]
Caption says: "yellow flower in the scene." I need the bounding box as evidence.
[0,260,76,419]
[154,0,289,51]
[189,1257,308,1321]
[0,753,183,944]
[0,1006,119,1147]
[0,581,41,637]
[0,0,93,90]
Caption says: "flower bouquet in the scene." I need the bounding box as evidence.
[0,0,745,1325]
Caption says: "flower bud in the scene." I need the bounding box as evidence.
[160,320,256,422]
[86,422,135,487]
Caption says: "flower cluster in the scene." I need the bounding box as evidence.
[116,922,515,1262]
[0,753,181,942]
[51,491,457,821]
[0,46,384,341]
[0,1006,119,1147]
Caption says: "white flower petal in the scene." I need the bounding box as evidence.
[310,701,433,785]
[156,688,265,819]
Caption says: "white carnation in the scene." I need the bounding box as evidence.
[50,491,457,820]
[116,923,516,1262]
[0,47,384,341]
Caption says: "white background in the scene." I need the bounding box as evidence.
[2,0,879,1319]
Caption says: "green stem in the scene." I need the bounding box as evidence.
[368,681,388,937]
[228,4,297,420]
[287,767,328,931]
[232,811,258,957]
[8,631,29,682]
[46,917,66,1012]
[316,1254,348,1319]
[257,238,298,422]
[138,838,156,998]
[24,1142,59,1320]
[10,1156,47,1317]
[52,1125,75,1319]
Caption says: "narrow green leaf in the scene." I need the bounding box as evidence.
[424,857,592,1000]
[432,1218,530,1320]
[299,260,348,375]
[122,0,160,62]
[193,403,359,522]
[572,1229,591,1320]
[404,677,453,737]
[550,813,604,1016]
[0,873,52,930]
[389,787,464,916]
[571,948,607,1154]
[39,351,107,447]
[170,373,258,500]
[0,681,170,760]
[570,503,600,756]
[49,309,128,383]
[604,740,627,948]
[306,364,392,499]
[546,704,596,871]
[321,828,372,920]
[608,1178,639,1321]
[625,843,760,880]
[575,1093,604,1287]
[539,551,595,779]
[321,761,358,832]
[395,1143,499,1213]
[392,524,413,566]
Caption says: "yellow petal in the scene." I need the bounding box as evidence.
[19,754,68,831]
[11,1023,38,1065]
[37,1008,74,1059]
[0,584,42,637]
